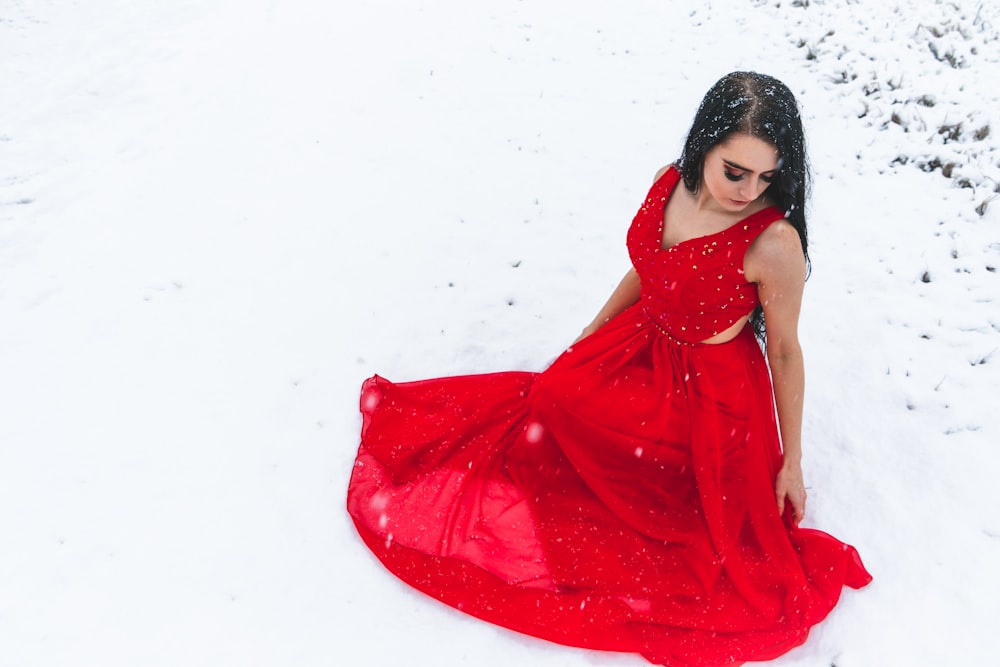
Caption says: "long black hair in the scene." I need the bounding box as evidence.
[677,72,810,341]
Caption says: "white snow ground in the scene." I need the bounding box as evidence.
[2,1,998,665]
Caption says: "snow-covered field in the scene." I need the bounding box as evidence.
[2,0,998,665]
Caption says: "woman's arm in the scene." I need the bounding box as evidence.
[745,220,808,524]
[575,168,671,344]
[573,268,641,343]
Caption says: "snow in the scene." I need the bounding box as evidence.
[1,0,998,665]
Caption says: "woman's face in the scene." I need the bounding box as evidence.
[700,133,780,213]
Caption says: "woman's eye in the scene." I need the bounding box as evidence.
[760,173,776,184]
[724,169,743,182]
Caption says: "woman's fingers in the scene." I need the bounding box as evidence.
[775,478,806,524]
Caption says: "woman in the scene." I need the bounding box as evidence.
[347,72,871,667]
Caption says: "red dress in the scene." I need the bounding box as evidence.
[347,166,871,667]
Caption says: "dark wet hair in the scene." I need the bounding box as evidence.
[678,71,810,341]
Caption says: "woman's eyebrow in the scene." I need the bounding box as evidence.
[722,159,777,174]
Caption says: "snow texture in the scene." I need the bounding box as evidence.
[1,0,998,665]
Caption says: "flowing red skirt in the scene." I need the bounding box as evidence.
[347,303,871,667]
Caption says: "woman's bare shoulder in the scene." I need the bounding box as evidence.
[746,219,806,280]
[757,219,802,253]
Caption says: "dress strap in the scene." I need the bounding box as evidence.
[637,164,680,208]
[738,206,787,248]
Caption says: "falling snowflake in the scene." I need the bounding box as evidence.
[524,421,545,444]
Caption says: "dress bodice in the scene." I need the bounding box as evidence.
[627,166,785,342]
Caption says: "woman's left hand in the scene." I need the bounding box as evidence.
[775,463,807,525]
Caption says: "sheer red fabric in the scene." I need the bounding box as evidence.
[347,167,871,667]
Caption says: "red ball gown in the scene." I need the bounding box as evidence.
[347,166,871,667]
